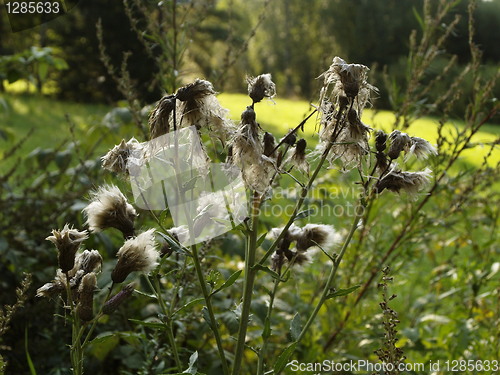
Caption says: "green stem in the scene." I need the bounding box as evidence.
[191,244,230,375]
[296,204,364,344]
[232,192,260,375]
[65,273,83,375]
[257,141,334,267]
[145,276,183,372]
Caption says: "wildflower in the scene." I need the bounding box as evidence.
[295,224,338,252]
[329,109,371,170]
[73,250,102,275]
[247,73,276,103]
[149,94,176,139]
[319,57,375,113]
[46,224,88,273]
[101,138,142,174]
[387,130,411,160]
[176,79,215,102]
[83,185,137,238]
[375,130,388,152]
[111,229,159,283]
[407,137,437,160]
[103,283,135,315]
[286,138,309,174]
[36,270,67,298]
[376,168,432,198]
[263,132,277,157]
[231,106,274,192]
[175,79,235,143]
[76,272,97,321]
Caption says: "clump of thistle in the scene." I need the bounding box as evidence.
[76,273,97,321]
[247,73,276,104]
[270,223,339,272]
[149,94,176,139]
[286,138,309,175]
[101,138,142,174]
[111,229,159,283]
[83,184,137,238]
[372,267,406,375]
[375,168,432,198]
[231,105,275,192]
[317,57,376,170]
[46,224,88,273]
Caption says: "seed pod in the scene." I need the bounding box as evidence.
[103,283,135,315]
[76,273,97,322]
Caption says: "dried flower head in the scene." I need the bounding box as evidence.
[295,224,338,252]
[287,138,309,174]
[176,79,215,102]
[101,138,142,174]
[387,130,411,160]
[149,94,176,139]
[231,106,274,192]
[247,73,276,103]
[46,224,88,273]
[76,272,97,321]
[375,130,388,152]
[407,136,437,159]
[319,57,376,113]
[111,229,159,283]
[175,79,235,143]
[376,168,432,198]
[263,132,277,157]
[83,185,137,238]
[73,249,103,275]
[328,109,371,170]
[103,283,135,315]
[36,270,67,298]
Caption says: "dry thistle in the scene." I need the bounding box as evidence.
[76,272,97,322]
[286,138,309,175]
[387,130,411,160]
[375,168,432,198]
[73,249,103,275]
[247,73,276,103]
[101,138,142,174]
[149,94,176,139]
[111,229,159,283]
[46,224,88,273]
[83,185,137,238]
[407,136,437,160]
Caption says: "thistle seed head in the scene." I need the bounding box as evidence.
[111,229,159,283]
[76,272,97,321]
[83,185,137,238]
[149,95,176,139]
[46,224,88,273]
[247,73,276,103]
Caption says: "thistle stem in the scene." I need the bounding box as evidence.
[232,192,260,375]
[145,275,182,372]
[191,244,230,375]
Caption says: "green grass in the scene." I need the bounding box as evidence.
[0,92,110,151]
